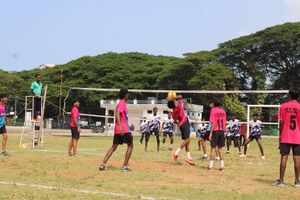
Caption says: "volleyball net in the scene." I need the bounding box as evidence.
[63,87,288,136]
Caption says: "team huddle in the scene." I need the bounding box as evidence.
[0,86,299,187]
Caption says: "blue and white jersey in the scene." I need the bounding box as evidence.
[225,126,232,137]
[163,118,174,133]
[206,123,211,132]
[149,115,161,131]
[200,123,210,135]
[140,121,148,133]
[228,119,240,137]
[196,123,210,138]
[249,120,263,136]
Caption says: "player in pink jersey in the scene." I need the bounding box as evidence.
[0,94,9,157]
[273,89,300,187]
[208,99,227,171]
[99,89,133,171]
[68,99,81,157]
[168,95,194,165]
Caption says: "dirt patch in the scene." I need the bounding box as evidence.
[58,172,90,179]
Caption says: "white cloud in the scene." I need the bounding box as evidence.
[285,0,300,21]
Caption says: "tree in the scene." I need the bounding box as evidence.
[188,64,246,120]
[219,22,300,90]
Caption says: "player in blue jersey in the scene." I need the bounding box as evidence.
[240,113,265,159]
[139,119,148,144]
[226,115,241,154]
[197,119,210,159]
[161,111,175,150]
[145,107,161,152]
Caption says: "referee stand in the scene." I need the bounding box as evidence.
[19,85,47,149]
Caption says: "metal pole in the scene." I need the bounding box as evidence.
[105,108,109,136]
[59,70,63,128]
[247,105,250,139]
[14,97,17,125]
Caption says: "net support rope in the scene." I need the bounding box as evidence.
[69,87,288,94]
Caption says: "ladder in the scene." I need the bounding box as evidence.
[19,85,47,149]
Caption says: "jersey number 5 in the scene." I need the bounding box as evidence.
[290,115,296,131]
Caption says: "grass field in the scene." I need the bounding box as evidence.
[0,134,299,200]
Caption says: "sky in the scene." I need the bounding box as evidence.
[0,0,300,71]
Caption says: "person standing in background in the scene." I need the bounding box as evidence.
[31,74,43,120]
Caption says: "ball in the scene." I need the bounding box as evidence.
[167,91,177,101]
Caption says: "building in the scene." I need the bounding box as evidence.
[100,98,203,133]
[39,64,56,69]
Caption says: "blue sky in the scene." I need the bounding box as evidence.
[1,0,299,71]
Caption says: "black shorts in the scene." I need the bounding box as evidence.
[113,132,133,145]
[179,121,190,140]
[71,127,80,140]
[211,131,225,148]
[163,132,174,138]
[280,143,300,156]
[249,135,261,142]
[0,126,7,134]
[201,131,210,141]
[150,129,159,136]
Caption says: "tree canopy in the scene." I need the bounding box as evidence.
[1,22,299,120]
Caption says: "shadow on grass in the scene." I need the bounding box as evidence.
[253,177,274,185]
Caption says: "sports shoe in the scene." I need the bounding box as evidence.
[294,179,300,187]
[215,156,220,161]
[1,151,9,157]
[185,158,195,165]
[172,152,179,161]
[272,179,284,187]
[202,155,208,160]
[207,167,214,171]
[121,166,131,171]
[262,156,265,160]
[168,146,173,151]
[226,151,230,154]
[99,164,107,171]
[68,152,72,157]
[240,154,247,158]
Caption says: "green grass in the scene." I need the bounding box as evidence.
[0,134,299,200]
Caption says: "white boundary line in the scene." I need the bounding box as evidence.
[32,149,104,156]
[0,181,182,200]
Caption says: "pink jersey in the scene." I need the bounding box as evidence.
[279,100,300,144]
[172,99,188,127]
[114,100,130,134]
[0,104,6,128]
[70,106,80,127]
[210,107,226,131]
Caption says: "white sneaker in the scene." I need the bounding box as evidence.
[262,156,265,160]
[215,156,220,161]
[240,154,247,158]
